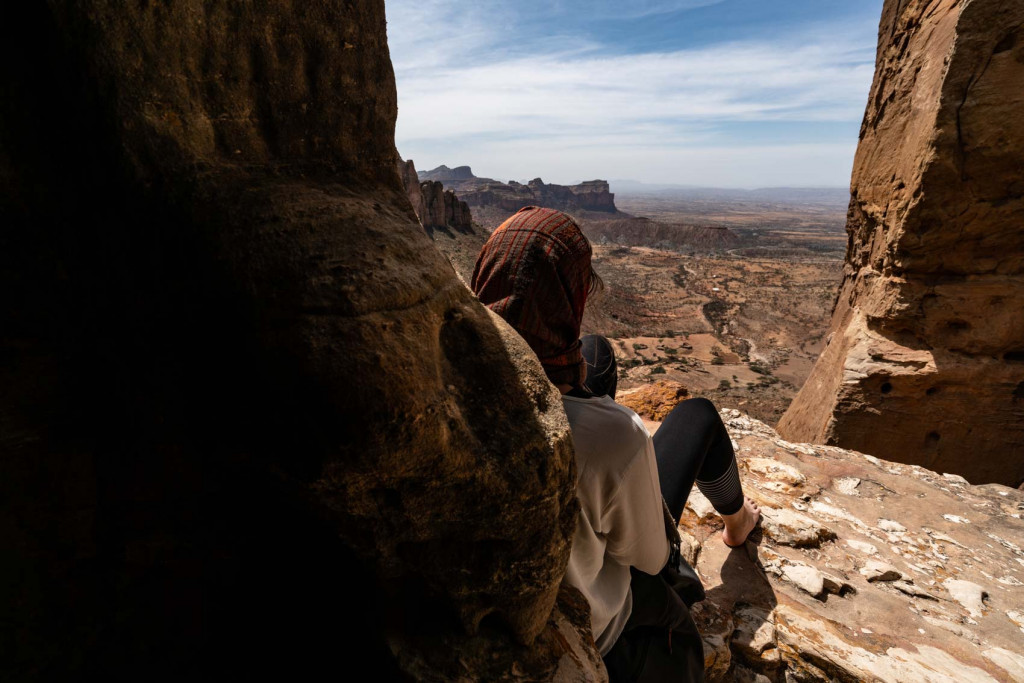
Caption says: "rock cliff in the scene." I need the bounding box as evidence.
[419,165,619,214]
[651,400,1024,681]
[399,158,474,232]
[778,0,1024,487]
[0,2,599,679]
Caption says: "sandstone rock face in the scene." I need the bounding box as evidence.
[399,157,426,222]
[420,180,474,232]
[0,2,598,679]
[618,380,691,421]
[778,0,1024,486]
[676,410,1024,682]
[419,165,619,214]
[399,157,474,232]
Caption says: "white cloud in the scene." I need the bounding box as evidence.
[386,1,875,187]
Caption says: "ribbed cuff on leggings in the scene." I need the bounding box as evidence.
[696,458,744,515]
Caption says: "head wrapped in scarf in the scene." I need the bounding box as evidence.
[471,207,593,387]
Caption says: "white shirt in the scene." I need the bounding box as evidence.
[561,394,671,655]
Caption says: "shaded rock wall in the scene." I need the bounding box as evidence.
[779,0,1024,486]
[0,2,600,679]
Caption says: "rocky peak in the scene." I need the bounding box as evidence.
[398,158,474,233]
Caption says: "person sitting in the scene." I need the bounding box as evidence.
[471,206,759,679]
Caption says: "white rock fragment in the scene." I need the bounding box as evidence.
[943,514,970,524]
[833,477,861,496]
[878,519,907,533]
[781,563,825,597]
[845,539,878,555]
[677,529,701,566]
[685,488,715,521]
[760,507,836,548]
[924,527,966,548]
[860,560,902,582]
[746,458,806,487]
[997,575,1023,587]
[810,501,870,529]
[987,533,1023,555]
[942,473,970,486]
[943,579,988,618]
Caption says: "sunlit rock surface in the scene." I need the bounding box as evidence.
[778,0,1024,487]
[678,409,1024,682]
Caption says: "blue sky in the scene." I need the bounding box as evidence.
[386,0,884,189]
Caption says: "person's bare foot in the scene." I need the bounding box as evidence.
[721,497,761,547]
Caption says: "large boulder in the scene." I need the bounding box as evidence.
[0,2,600,679]
[778,0,1024,486]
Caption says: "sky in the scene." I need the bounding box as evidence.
[386,0,885,189]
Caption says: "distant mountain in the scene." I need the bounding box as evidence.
[418,164,492,184]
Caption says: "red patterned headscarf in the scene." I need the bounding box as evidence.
[471,207,592,387]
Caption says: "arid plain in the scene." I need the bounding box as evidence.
[439,182,850,425]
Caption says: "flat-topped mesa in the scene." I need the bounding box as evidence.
[459,174,618,214]
[419,164,477,183]
[778,0,1024,487]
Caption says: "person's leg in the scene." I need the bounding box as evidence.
[581,334,618,398]
[652,398,759,546]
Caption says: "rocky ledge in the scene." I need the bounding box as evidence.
[671,408,1024,682]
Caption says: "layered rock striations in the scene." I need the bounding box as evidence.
[0,2,599,679]
[399,158,474,232]
[678,407,1024,682]
[778,0,1024,486]
[419,165,619,214]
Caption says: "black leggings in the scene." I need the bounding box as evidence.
[582,335,744,518]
